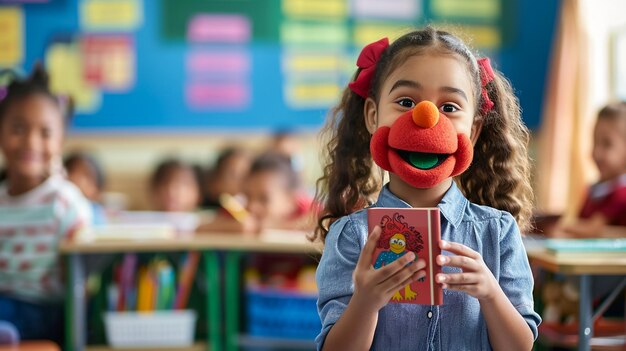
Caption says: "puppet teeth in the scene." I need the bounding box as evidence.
[396,149,449,170]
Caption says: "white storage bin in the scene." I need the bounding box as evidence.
[104,310,196,348]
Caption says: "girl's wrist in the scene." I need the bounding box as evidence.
[351,290,382,315]
[477,281,505,305]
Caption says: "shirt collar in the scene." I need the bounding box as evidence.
[0,174,60,201]
[589,173,626,200]
[374,181,467,227]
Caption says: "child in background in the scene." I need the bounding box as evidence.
[201,147,251,209]
[559,102,626,238]
[0,66,92,344]
[199,152,314,234]
[64,151,107,224]
[150,158,201,212]
[313,28,539,350]
[270,130,304,174]
[546,102,626,326]
[243,152,313,230]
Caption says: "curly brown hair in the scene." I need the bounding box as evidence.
[458,69,533,234]
[312,27,534,243]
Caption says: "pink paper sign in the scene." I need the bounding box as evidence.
[185,81,250,109]
[186,51,250,74]
[187,14,251,43]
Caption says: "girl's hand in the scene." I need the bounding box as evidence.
[435,240,499,302]
[351,226,427,313]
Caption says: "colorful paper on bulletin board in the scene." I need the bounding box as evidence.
[430,0,500,20]
[281,21,349,46]
[162,0,281,42]
[185,81,250,110]
[187,14,251,43]
[434,24,501,49]
[282,0,347,20]
[81,35,135,92]
[0,7,24,67]
[282,51,343,74]
[186,50,251,76]
[284,80,341,109]
[353,23,411,47]
[45,43,101,113]
[80,0,143,32]
[351,0,421,20]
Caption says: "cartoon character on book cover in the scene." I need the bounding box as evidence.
[369,207,442,305]
[373,213,424,301]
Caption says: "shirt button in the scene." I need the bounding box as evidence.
[427,311,433,319]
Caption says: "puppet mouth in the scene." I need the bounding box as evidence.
[396,149,450,170]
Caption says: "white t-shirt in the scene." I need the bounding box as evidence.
[0,175,92,302]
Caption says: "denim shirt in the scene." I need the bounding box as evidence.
[315,182,541,350]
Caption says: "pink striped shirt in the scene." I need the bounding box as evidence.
[0,175,92,302]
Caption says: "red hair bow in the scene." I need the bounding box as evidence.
[477,57,495,114]
[349,37,389,98]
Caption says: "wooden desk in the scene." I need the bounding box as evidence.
[527,249,626,351]
[59,232,322,351]
[0,341,60,351]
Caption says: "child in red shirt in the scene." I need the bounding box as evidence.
[561,102,626,237]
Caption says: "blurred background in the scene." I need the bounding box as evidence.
[1,1,626,350]
[0,0,624,217]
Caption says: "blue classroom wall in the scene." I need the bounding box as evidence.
[11,0,558,132]
[499,0,559,131]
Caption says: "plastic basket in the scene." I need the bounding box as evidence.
[246,288,321,340]
[104,310,196,348]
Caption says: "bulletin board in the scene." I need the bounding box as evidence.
[0,0,557,132]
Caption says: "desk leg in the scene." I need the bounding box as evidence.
[578,274,592,351]
[65,254,86,351]
[225,251,242,351]
[204,251,222,351]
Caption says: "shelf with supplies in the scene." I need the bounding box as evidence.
[61,230,323,351]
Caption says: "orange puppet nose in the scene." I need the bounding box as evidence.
[412,101,439,128]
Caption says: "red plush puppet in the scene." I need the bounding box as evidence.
[370,100,473,188]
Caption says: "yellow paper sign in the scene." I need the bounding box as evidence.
[0,7,24,67]
[282,0,347,19]
[283,52,342,73]
[285,81,340,108]
[353,23,410,47]
[431,0,500,20]
[281,21,349,46]
[434,24,501,48]
[80,0,143,31]
[46,43,101,113]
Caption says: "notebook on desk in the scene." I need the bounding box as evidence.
[77,223,176,242]
[107,211,205,234]
[545,238,626,258]
[76,211,214,241]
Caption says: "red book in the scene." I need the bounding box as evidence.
[368,207,443,305]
